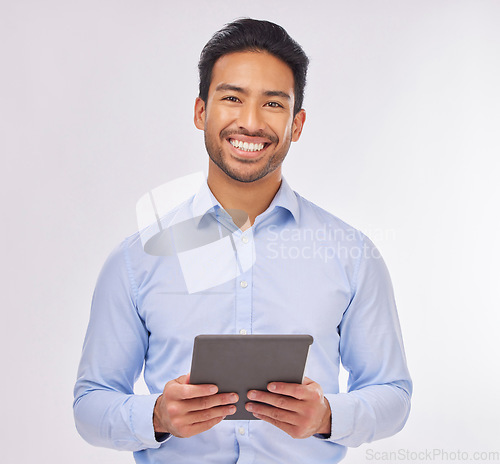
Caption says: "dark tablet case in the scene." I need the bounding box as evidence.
[189,334,314,420]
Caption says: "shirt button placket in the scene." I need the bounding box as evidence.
[234,422,255,463]
[235,230,253,346]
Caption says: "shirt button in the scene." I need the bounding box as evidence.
[241,236,249,244]
[240,280,248,288]
[239,329,247,335]
[238,427,245,436]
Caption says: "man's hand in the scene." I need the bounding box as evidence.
[245,377,331,439]
[153,374,238,438]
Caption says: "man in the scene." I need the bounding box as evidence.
[74,18,412,463]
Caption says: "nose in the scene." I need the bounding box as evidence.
[236,102,265,133]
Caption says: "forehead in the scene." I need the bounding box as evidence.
[209,51,295,97]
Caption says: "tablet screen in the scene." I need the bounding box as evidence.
[190,334,314,420]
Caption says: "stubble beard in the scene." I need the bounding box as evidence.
[204,129,292,184]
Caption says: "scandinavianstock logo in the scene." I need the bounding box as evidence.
[136,172,255,294]
[135,173,391,293]
[264,224,383,262]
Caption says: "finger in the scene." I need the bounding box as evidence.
[188,403,237,424]
[245,402,298,426]
[266,382,311,401]
[188,392,239,413]
[185,416,226,437]
[172,379,219,400]
[251,412,298,437]
[247,390,299,412]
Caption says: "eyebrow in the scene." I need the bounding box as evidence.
[215,83,245,93]
[263,90,291,100]
[215,83,291,101]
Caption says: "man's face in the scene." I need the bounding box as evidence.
[194,51,306,183]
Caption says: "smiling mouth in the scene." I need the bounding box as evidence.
[228,138,269,153]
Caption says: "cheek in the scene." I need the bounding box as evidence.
[270,114,294,141]
[207,105,238,124]
[276,123,293,143]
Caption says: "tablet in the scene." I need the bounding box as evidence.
[190,334,314,420]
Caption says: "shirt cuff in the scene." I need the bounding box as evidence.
[130,393,172,448]
[316,393,356,442]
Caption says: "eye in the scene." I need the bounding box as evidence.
[222,96,241,103]
[265,101,284,108]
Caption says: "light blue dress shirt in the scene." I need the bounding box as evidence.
[74,177,412,463]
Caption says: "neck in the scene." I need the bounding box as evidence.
[207,160,282,228]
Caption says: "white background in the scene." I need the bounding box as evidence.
[1,1,499,462]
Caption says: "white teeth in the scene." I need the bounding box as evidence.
[229,139,265,152]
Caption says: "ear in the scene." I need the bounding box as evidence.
[291,109,306,142]
[194,97,206,130]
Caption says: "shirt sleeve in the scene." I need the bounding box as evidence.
[73,240,170,451]
[319,235,412,446]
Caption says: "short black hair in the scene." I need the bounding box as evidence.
[198,18,309,116]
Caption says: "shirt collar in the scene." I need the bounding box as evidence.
[191,176,300,227]
[260,176,300,224]
[192,179,221,220]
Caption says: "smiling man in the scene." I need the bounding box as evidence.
[198,51,302,182]
[74,19,412,463]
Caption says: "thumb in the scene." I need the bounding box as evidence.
[302,376,314,385]
[176,373,190,384]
